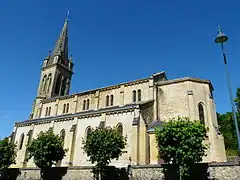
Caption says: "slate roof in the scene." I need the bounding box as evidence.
[147,119,164,132]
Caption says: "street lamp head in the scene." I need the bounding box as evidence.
[215,25,228,44]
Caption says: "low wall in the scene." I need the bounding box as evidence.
[12,162,240,180]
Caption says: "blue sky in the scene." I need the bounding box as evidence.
[0,0,239,138]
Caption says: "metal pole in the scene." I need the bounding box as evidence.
[221,43,240,155]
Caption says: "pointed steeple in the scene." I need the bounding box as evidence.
[48,12,69,65]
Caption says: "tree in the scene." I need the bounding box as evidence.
[0,138,16,176]
[235,88,240,113]
[26,130,66,178]
[217,112,238,156]
[82,127,127,179]
[155,117,208,178]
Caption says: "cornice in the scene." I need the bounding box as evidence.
[40,71,166,103]
[14,103,139,127]
[41,62,73,74]
[156,77,214,91]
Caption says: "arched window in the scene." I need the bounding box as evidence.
[132,90,136,102]
[198,103,205,125]
[86,127,92,139]
[117,124,123,136]
[106,95,109,107]
[86,99,90,110]
[27,130,33,146]
[48,107,51,116]
[137,89,141,101]
[45,107,49,117]
[19,133,24,150]
[110,95,114,106]
[47,74,52,93]
[83,100,86,110]
[42,75,47,94]
[60,77,67,96]
[55,75,61,95]
[60,129,65,145]
[63,104,66,114]
[66,103,69,113]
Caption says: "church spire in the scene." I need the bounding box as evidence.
[49,11,70,65]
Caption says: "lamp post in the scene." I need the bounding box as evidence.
[215,25,240,156]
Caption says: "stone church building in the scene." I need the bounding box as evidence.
[10,17,227,169]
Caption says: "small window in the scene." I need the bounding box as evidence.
[86,127,92,139]
[48,107,51,116]
[110,95,114,106]
[63,104,66,114]
[66,103,69,113]
[83,100,86,110]
[45,107,48,117]
[86,99,90,110]
[60,129,66,145]
[117,124,123,136]
[19,133,24,150]
[27,130,33,146]
[137,89,141,102]
[132,90,136,102]
[198,103,205,125]
[106,95,109,107]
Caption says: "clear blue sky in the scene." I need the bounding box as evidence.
[0,0,239,138]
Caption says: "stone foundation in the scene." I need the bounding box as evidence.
[13,162,240,180]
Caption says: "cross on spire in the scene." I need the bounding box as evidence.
[66,10,70,22]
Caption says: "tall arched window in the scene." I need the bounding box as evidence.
[47,74,52,93]
[63,104,66,114]
[83,100,86,110]
[48,107,51,116]
[55,75,61,95]
[198,103,205,125]
[66,103,69,113]
[19,133,25,150]
[117,124,123,136]
[45,107,49,117]
[60,77,67,96]
[27,130,33,146]
[60,129,66,145]
[86,99,90,110]
[132,90,136,102]
[137,89,141,101]
[42,75,47,94]
[86,127,92,139]
[110,95,114,106]
[106,95,109,107]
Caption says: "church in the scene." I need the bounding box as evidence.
[10,17,227,169]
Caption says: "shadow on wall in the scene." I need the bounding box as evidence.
[0,168,21,180]
[163,163,212,180]
[41,167,68,180]
[93,166,129,180]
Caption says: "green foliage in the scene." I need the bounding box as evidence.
[155,117,208,177]
[217,112,240,156]
[217,112,237,154]
[82,127,127,179]
[0,138,16,173]
[235,88,240,112]
[216,87,240,156]
[26,129,66,169]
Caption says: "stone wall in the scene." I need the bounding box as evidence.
[13,162,240,180]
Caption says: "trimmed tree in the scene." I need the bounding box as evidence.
[0,138,16,176]
[26,129,66,178]
[82,127,127,179]
[155,117,208,178]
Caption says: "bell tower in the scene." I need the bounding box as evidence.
[30,14,74,119]
[37,16,73,98]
